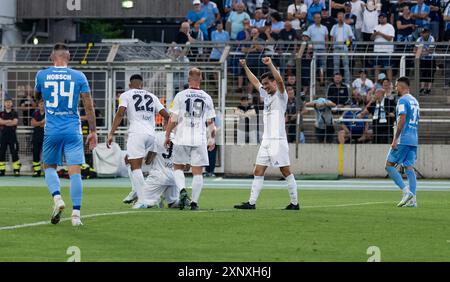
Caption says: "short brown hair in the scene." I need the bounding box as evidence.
[260,72,275,81]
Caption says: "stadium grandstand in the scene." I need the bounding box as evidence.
[1,0,450,177]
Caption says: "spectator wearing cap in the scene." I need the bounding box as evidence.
[321,8,338,33]
[375,72,386,88]
[330,12,354,84]
[371,12,395,83]
[351,0,365,41]
[326,72,350,107]
[304,98,337,144]
[411,0,430,30]
[396,6,416,42]
[352,69,375,103]
[226,2,251,40]
[359,87,396,144]
[306,0,326,25]
[305,13,329,86]
[287,0,307,31]
[250,8,267,32]
[202,0,221,37]
[261,1,279,19]
[415,28,436,95]
[425,0,440,41]
[187,0,209,40]
[344,2,357,38]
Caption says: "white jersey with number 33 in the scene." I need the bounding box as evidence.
[119,89,164,135]
[259,86,288,140]
[171,88,216,146]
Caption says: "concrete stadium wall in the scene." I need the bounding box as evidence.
[224,144,450,179]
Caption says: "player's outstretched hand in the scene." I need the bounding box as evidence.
[106,133,113,149]
[239,59,247,67]
[86,132,98,151]
[262,57,272,65]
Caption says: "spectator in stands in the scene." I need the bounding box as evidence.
[261,0,278,19]
[306,0,325,25]
[286,75,297,90]
[305,98,336,144]
[390,0,412,27]
[202,0,221,36]
[351,0,365,41]
[205,113,221,177]
[327,72,350,107]
[31,100,45,177]
[344,2,357,37]
[279,20,298,41]
[359,87,396,144]
[425,0,441,41]
[331,12,353,84]
[305,12,329,86]
[285,86,299,143]
[17,85,36,126]
[227,2,251,40]
[415,28,436,95]
[372,13,395,83]
[352,69,375,102]
[361,1,379,43]
[187,0,209,40]
[411,0,430,31]
[250,8,266,32]
[374,72,386,88]
[444,3,450,87]
[321,8,338,33]
[348,88,364,106]
[236,18,252,40]
[210,21,230,61]
[235,95,258,144]
[396,6,416,42]
[304,0,326,8]
[332,0,347,18]
[174,22,195,44]
[222,0,235,22]
[287,0,307,31]
[269,12,285,34]
[338,105,371,144]
[382,78,396,101]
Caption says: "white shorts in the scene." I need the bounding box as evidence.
[126,133,155,160]
[255,139,290,167]
[173,144,209,167]
[141,177,179,206]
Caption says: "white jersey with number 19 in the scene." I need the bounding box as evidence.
[170,88,216,146]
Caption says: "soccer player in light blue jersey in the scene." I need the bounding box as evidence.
[385,77,420,208]
[35,43,98,226]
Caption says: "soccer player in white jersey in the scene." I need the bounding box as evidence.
[124,131,179,208]
[107,74,169,208]
[234,57,300,210]
[165,68,216,211]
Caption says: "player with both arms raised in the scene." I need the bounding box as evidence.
[234,57,300,210]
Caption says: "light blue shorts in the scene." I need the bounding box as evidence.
[386,145,417,167]
[43,134,85,166]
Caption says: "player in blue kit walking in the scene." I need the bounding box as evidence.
[35,43,98,226]
[385,77,420,208]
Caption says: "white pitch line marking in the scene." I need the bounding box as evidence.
[0,201,390,231]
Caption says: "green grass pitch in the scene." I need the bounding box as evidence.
[0,186,449,262]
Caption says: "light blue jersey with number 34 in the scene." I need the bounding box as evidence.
[397,94,420,147]
[35,67,90,136]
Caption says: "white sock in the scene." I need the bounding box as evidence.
[286,174,298,205]
[128,167,136,193]
[131,169,145,202]
[173,169,186,192]
[191,175,203,204]
[53,194,62,203]
[249,176,264,205]
[402,186,411,195]
[72,209,80,217]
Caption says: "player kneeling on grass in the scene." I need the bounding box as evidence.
[107,74,169,209]
[385,76,420,208]
[123,131,180,209]
[165,67,216,211]
[234,57,300,210]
